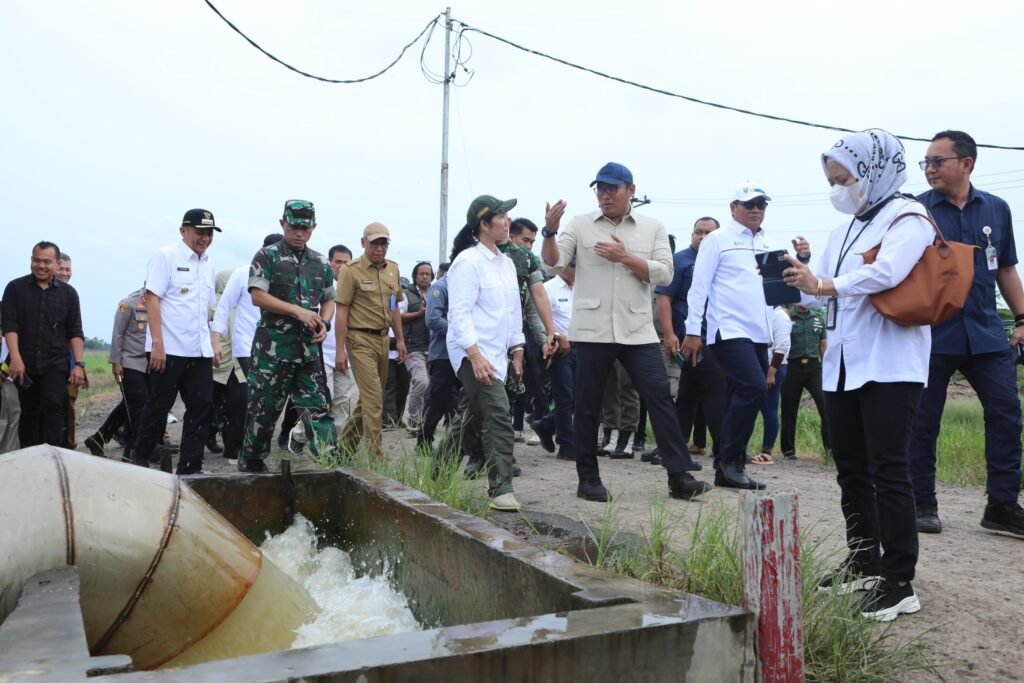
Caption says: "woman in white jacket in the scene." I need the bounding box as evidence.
[783,129,934,622]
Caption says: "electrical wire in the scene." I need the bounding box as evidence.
[203,0,440,84]
[454,21,1024,151]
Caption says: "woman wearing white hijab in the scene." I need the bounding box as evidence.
[783,129,935,622]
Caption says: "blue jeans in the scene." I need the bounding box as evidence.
[761,365,787,451]
[542,348,575,448]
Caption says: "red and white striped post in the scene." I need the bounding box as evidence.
[740,491,804,683]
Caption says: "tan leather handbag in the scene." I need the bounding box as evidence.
[861,211,976,326]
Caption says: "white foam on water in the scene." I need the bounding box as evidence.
[260,514,422,648]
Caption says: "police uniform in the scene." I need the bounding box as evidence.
[779,306,829,458]
[86,288,151,458]
[336,249,403,454]
[242,239,336,462]
[133,217,217,475]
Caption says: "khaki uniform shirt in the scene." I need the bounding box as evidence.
[108,288,149,374]
[336,255,404,331]
[548,210,673,345]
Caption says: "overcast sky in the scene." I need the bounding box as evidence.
[3,0,1023,340]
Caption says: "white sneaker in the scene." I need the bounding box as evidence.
[514,431,525,443]
[527,432,541,446]
[489,492,522,512]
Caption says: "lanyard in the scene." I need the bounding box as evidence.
[833,215,877,278]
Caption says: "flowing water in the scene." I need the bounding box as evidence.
[260,514,422,649]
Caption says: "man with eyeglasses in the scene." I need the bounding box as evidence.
[336,223,406,456]
[657,217,725,467]
[908,130,1024,537]
[541,162,710,503]
[682,183,775,490]
[239,201,336,472]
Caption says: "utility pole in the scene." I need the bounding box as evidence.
[438,7,452,265]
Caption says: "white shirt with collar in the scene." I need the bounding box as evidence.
[543,274,574,337]
[805,196,934,391]
[145,241,215,357]
[768,306,793,365]
[686,219,771,344]
[446,243,525,382]
[547,210,673,345]
[211,265,259,359]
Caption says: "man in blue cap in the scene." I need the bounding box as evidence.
[541,162,710,503]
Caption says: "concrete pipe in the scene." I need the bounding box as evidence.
[0,446,317,670]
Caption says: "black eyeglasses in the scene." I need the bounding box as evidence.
[918,156,964,171]
[593,183,623,197]
[736,198,768,210]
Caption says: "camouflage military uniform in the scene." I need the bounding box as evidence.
[242,240,336,460]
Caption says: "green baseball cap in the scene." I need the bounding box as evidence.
[283,199,316,227]
[465,195,517,228]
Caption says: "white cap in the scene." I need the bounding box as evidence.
[731,181,772,203]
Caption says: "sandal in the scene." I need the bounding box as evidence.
[751,451,775,465]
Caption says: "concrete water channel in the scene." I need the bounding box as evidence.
[0,447,755,681]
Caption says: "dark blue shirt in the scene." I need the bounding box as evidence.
[655,246,698,336]
[425,278,449,362]
[918,186,1017,355]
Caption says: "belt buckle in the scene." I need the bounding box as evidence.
[801,358,810,364]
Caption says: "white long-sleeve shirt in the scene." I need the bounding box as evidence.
[685,219,772,344]
[446,243,525,382]
[543,275,574,337]
[211,265,259,358]
[804,197,934,391]
[768,306,793,365]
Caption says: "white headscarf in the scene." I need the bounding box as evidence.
[821,129,908,213]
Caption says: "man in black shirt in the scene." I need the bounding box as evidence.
[1,241,86,447]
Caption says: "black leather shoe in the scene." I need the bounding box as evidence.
[577,480,611,502]
[611,430,632,457]
[683,460,704,472]
[556,446,576,461]
[206,436,223,454]
[84,433,105,457]
[668,472,712,499]
[916,504,942,534]
[528,418,556,453]
[715,463,766,490]
[981,501,1024,537]
[642,448,661,464]
[238,458,268,473]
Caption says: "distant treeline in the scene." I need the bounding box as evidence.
[84,337,110,350]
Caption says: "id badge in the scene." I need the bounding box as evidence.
[986,245,998,271]
[825,297,838,330]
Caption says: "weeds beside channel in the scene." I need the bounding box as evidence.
[577,498,940,683]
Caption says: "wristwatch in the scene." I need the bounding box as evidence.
[321,319,332,332]
[74,361,86,368]
[541,226,557,239]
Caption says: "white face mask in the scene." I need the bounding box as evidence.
[829,181,868,215]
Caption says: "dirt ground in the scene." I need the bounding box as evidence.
[73,391,1023,682]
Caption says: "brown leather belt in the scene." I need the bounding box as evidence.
[349,327,387,337]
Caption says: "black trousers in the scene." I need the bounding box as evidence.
[383,359,411,425]
[574,342,695,484]
[674,353,726,462]
[222,358,251,460]
[825,368,921,582]
[420,359,459,444]
[133,355,213,474]
[779,358,830,456]
[17,370,68,447]
[96,368,150,448]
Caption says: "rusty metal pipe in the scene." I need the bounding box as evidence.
[0,446,317,670]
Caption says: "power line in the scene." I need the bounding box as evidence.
[454,21,1024,152]
[203,0,439,84]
